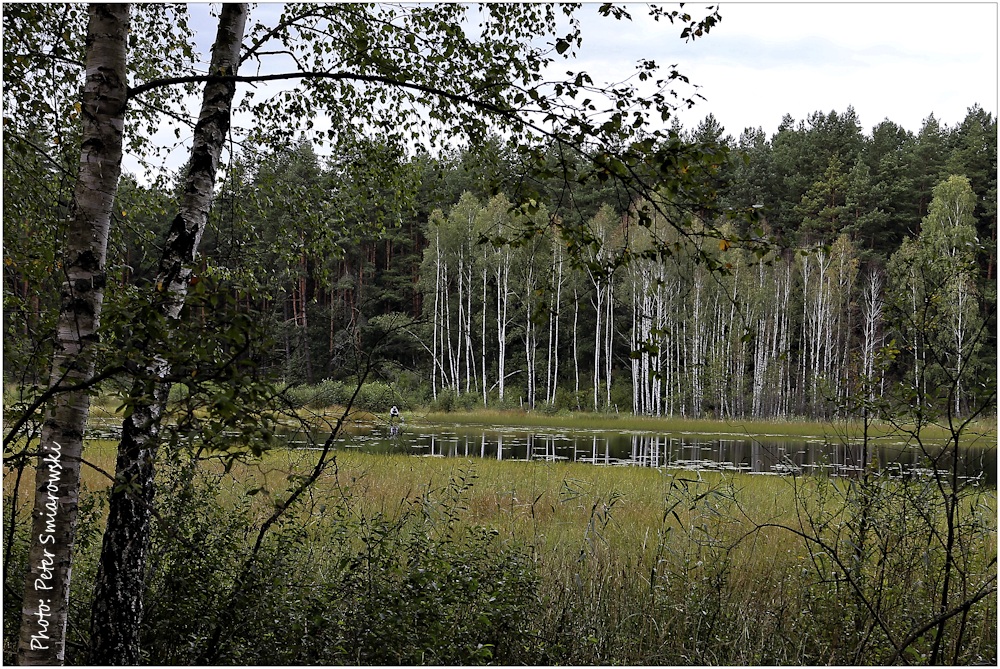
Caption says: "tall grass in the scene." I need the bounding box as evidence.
[4,438,996,664]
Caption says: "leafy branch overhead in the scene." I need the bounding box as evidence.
[124,3,754,264]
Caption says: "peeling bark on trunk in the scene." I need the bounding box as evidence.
[17,5,129,664]
[88,5,248,665]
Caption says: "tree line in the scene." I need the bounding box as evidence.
[53,104,989,420]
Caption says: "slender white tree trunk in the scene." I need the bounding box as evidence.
[522,261,536,408]
[18,6,129,664]
[630,273,640,415]
[467,252,476,395]
[444,263,459,392]
[861,269,883,403]
[496,251,511,401]
[89,7,248,664]
[481,256,488,405]
[691,273,703,417]
[546,246,563,405]
[593,278,603,411]
[778,261,792,417]
[953,276,968,414]
[457,252,466,392]
[431,231,441,399]
[604,282,614,409]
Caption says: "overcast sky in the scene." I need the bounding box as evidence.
[138,2,997,179]
[571,1,998,138]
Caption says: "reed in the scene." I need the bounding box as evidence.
[4,434,995,664]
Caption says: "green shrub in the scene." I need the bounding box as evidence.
[354,381,395,412]
[554,386,587,411]
[284,379,346,409]
[536,400,560,415]
[455,391,482,411]
[132,459,541,665]
[284,379,415,412]
[495,394,522,411]
[429,390,457,412]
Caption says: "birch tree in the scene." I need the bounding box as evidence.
[419,212,446,398]
[88,6,249,663]
[16,6,129,664]
[582,205,619,411]
[545,225,567,406]
[860,268,885,403]
[623,204,676,416]
[889,175,983,416]
[480,195,517,402]
[924,176,982,414]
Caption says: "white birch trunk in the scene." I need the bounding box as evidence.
[593,278,603,411]
[18,6,129,664]
[573,285,580,402]
[861,269,883,403]
[496,250,511,401]
[431,231,441,399]
[605,282,614,409]
[89,6,248,664]
[481,256,488,405]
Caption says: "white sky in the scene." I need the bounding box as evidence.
[134,2,997,179]
[571,1,998,138]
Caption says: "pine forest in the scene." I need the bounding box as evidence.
[12,107,988,420]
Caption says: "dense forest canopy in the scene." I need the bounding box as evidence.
[31,104,986,420]
[7,104,998,416]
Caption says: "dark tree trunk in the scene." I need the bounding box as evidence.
[88,5,248,664]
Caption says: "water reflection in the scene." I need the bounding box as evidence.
[289,424,994,486]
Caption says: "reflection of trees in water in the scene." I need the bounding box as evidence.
[346,427,993,484]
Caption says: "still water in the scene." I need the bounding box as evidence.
[291,422,996,486]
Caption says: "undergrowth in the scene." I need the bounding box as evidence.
[3,449,996,665]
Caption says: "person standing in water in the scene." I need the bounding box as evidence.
[389,405,402,435]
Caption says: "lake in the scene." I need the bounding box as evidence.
[287,422,996,486]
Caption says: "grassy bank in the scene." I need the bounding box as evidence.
[274,403,997,450]
[408,407,997,445]
[5,438,996,664]
[7,381,995,446]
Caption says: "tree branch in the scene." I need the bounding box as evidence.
[128,70,517,121]
[886,571,998,665]
[2,364,126,450]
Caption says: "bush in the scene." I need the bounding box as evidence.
[284,379,410,412]
[495,394,522,411]
[554,386,588,412]
[429,389,456,412]
[284,378,347,409]
[133,459,541,665]
[455,391,482,411]
[535,401,560,415]
[609,379,632,413]
[354,381,395,412]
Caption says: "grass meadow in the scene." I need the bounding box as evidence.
[6,431,996,664]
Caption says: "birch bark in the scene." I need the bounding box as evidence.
[88,6,248,664]
[18,5,129,664]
